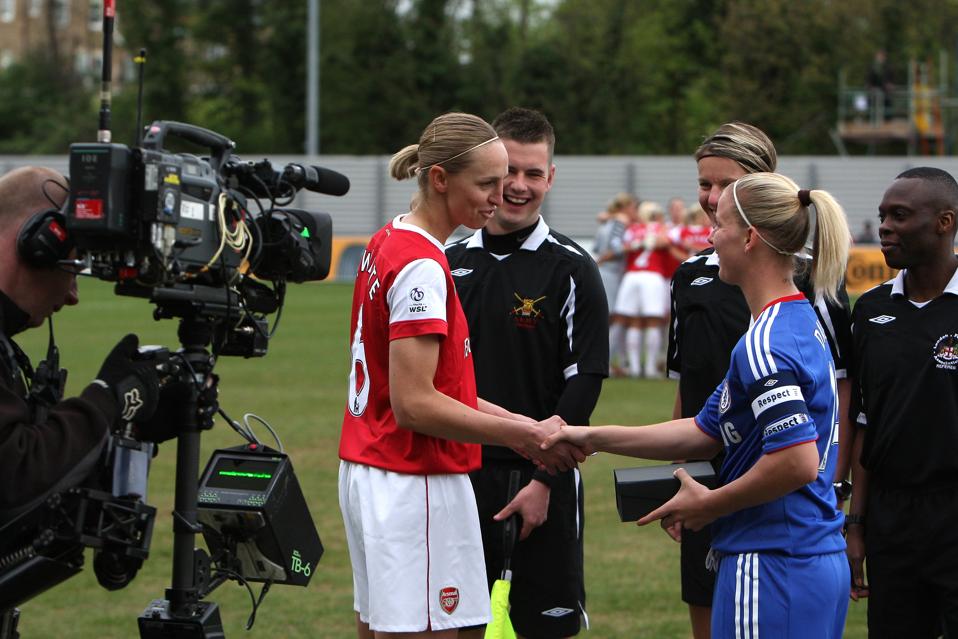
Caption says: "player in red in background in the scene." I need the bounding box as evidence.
[611,201,671,378]
[670,205,712,260]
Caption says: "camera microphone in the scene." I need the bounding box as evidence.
[282,164,350,196]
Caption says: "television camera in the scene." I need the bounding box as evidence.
[0,3,342,636]
[67,119,344,358]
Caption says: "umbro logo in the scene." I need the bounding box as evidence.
[541,607,574,618]
[869,315,896,324]
[764,379,779,387]
[691,277,713,286]
[450,268,473,277]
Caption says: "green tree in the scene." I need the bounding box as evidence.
[711,0,958,153]
[319,0,420,153]
[0,54,93,153]
[188,0,268,148]
[115,1,191,127]
[404,0,463,118]
[259,1,310,152]
[8,0,958,155]
[456,0,519,120]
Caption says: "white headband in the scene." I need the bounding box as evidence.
[416,136,500,174]
[731,179,793,256]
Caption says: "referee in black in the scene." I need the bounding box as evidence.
[447,107,608,639]
[847,167,958,638]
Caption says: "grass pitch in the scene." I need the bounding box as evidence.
[14,279,866,637]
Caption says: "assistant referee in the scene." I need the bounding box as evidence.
[447,107,609,639]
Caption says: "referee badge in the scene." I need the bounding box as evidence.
[933,333,958,371]
[439,586,460,614]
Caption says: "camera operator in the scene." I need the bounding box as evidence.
[0,166,163,524]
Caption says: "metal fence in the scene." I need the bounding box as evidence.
[4,154,957,240]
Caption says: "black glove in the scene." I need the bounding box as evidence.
[96,334,160,424]
[132,379,194,443]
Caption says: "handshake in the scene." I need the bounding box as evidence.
[510,416,592,474]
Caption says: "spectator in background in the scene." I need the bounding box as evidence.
[678,205,712,255]
[855,219,877,244]
[662,198,687,300]
[595,193,638,376]
[867,49,893,119]
[595,193,636,306]
[666,204,712,267]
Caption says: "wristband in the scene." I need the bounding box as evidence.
[845,513,865,528]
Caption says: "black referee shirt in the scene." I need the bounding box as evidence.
[851,266,958,489]
[668,248,853,419]
[446,218,609,463]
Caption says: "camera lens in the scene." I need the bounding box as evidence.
[93,549,142,591]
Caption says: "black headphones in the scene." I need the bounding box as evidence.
[16,208,74,268]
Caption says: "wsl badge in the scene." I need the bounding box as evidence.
[933,333,958,371]
[407,286,428,314]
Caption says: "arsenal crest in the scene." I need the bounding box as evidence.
[439,586,459,614]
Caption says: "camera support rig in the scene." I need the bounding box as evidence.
[137,318,224,636]
[137,316,323,638]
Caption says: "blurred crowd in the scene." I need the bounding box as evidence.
[594,194,710,378]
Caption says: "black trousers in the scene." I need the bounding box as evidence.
[865,484,958,639]
[470,460,585,639]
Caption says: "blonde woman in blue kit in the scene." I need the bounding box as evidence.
[545,172,853,638]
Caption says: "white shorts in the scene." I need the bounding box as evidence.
[613,270,667,318]
[338,460,491,632]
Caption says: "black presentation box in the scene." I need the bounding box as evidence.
[613,461,718,522]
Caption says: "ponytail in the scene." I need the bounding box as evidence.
[733,172,851,303]
[806,189,851,303]
[388,144,420,181]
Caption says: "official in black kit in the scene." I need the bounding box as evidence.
[846,167,958,639]
[447,108,608,639]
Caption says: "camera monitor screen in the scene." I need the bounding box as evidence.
[204,456,281,492]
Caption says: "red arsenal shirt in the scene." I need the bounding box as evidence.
[339,214,481,474]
